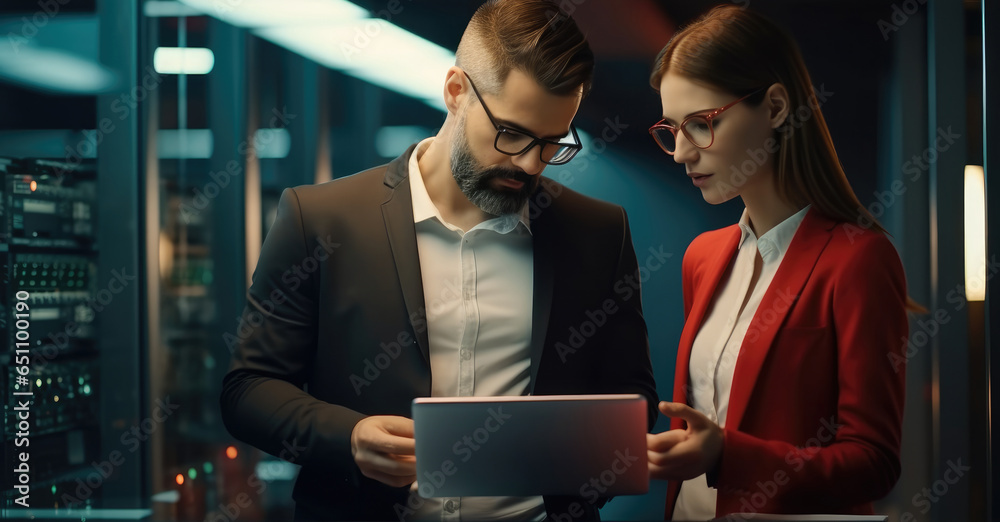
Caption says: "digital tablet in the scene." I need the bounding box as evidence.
[411,394,648,498]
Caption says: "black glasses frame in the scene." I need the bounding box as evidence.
[463,71,583,165]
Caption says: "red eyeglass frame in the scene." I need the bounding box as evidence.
[648,87,766,155]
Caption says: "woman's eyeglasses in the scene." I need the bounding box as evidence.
[648,87,765,155]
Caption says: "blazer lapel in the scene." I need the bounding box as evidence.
[725,208,835,430]
[380,145,430,364]
[527,180,555,394]
[672,227,741,423]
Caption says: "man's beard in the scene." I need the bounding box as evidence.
[450,116,539,217]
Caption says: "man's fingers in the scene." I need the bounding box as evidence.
[376,417,416,455]
[375,433,416,456]
[381,416,415,438]
[393,454,417,476]
[357,451,417,477]
[355,416,415,455]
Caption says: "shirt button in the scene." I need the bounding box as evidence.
[444,500,457,513]
[460,349,472,361]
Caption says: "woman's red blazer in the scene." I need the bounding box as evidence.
[665,208,909,519]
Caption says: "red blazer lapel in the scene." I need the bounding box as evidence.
[725,208,836,431]
[672,226,741,428]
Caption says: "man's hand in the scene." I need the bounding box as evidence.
[351,415,417,487]
[647,401,724,481]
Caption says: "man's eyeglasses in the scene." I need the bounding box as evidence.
[464,72,583,165]
[648,87,765,155]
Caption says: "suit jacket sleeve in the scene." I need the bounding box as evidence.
[600,207,659,429]
[710,234,907,506]
[219,187,366,477]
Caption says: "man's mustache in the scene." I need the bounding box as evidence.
[479,168,533,186]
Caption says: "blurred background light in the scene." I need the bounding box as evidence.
[158,129,213,159]
[151,490,181,503]
[153,47,216,75]
[0,44,116,94]
[144,1,202,17]
[375,126,434,158]
[255,460,299,481]
[178,0,453,111]
[253,128,292,159]
[254,21,452,111]
[178,0,368,28]
[965,164,986,301]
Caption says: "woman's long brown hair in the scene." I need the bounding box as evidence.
[651,5,925,313]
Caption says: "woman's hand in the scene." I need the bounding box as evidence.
[647,401,724,481]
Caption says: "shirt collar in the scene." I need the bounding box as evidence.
[408,138,441,225]
[738,204,812,262]
[407,137,532,234]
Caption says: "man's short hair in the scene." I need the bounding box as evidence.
[456,0,594,98]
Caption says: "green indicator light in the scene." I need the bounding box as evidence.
[188,468,197,480]
[203,462,213,474]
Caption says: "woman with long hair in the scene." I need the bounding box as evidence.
[644,5,921,519]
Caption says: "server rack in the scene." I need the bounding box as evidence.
[0,1,147,519]
[1,158,102,511]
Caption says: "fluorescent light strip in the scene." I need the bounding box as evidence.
[157,129,289,159]
[154,47,216,75]
[964,165,986,301]
[254,128,291,159]
[254,20,453,110]
[145,1,202,17]
[178,0,368,27]
[0,45,115,94]
[158,129,213,159]
[176,0,453,110]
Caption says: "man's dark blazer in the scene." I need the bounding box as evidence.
[220,144,658,521]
